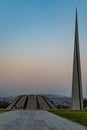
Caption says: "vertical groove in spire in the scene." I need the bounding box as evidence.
[72,9,83,110]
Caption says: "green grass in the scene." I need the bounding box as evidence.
[0,110,10,114]
[49,110,87,127]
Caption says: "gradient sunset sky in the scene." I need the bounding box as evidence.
[0,0,87,97]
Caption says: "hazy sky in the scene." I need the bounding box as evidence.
[0,0,87,97]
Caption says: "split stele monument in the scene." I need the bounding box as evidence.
[72,9,83,110]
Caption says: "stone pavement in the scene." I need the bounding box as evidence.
[0,110,86,130]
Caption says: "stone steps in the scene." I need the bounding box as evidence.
[14,95,28,109]
[37,95,50,110]
[7,95,21,110]
[7,95,57,110]
[26,95,37,109]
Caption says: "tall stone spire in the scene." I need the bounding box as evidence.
[72,9,83,110]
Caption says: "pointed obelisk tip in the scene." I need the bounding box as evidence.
[76,7,77,16]
[75,7,78,22]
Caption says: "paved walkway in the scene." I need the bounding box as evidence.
[0,110,86,130]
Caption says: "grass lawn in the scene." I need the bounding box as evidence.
[49,110,87,127]
[0,110,10,114]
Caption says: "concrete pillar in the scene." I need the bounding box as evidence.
[72,9,83,110]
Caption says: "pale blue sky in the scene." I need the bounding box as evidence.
[0,0,87,97]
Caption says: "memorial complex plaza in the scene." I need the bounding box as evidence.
[0,1,87,130]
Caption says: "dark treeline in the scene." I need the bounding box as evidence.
[0,101,10,108]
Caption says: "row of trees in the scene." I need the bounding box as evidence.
[0,101,10,108]
[83,99,87,109]
[56,99,87,109]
